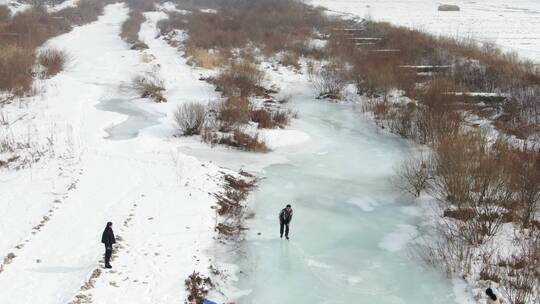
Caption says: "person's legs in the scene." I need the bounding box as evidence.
[285,224,289,238]
[280,222,284,238]
[104,246,112,267]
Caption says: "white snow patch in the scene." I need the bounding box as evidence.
[259,129,310,150]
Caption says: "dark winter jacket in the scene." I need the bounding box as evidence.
[101,226,116,247]
[279,208,293,224]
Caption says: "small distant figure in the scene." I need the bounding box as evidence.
[279,204,293,240]
[486,287,501,304]
[101,222,116,269]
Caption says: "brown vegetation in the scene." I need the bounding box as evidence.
[185,271,213,304]
[0,46,34,94]
[38,48,69,77]
[0,0,111,94]
[213,60,264,98]
[214,171,257,239]
[220,130,270,153]
[133,74,167,102]
[120,10,146,47]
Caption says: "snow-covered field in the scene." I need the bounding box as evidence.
[0,3,308,303]
[308,0,540,62]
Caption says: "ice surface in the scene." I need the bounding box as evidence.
[96,98,164,140]
[234,97,462,303]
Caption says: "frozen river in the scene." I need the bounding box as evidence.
[235,97,463,303]
[308,0,540,62]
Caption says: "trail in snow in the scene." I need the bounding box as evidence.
[0,4,226,303]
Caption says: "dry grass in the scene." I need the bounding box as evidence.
[38,48,69,77]
[185,271,213,304]
[0,45,34,94]
[185,47,227,69]
[213,59,265,98]
[133,74,167,102]
[223,130,270,153]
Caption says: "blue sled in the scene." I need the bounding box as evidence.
[203,300,218,304]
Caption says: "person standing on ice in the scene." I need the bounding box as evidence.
[279,204,293,240]
[101,222,116,269]
[485,288,502,304]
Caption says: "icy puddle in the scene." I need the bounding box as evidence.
[96,98,163,140]
[235,98,460,303]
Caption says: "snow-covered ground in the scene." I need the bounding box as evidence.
[308,0,540,62]
[1,0,79,14]
[0,3,308,303]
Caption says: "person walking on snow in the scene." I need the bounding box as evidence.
[486,288,502,304]
[101,222,116,269]
[279,204,293,240]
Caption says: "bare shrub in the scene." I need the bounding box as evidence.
[214,171,257,239]
[0,46,34,94]
[38,48,69,77]
[429,132,511,245]
[185,271,213,304]
[417,224,476,276]
[250,109,273,129]
[500,238,539,304]
[133,75,167,102]
[308,60,347,99]
[497,141,540,227]
[249,108,290,129]
[174,102,206,136]
[214,60,264,98]
[219,130,270,153]
[395,152,430,197]
[217,97,251,129]
[120,10,145,46]
[272,110,290,128]
[280,51,300,69]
